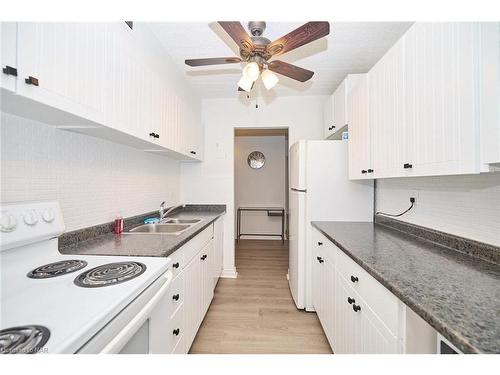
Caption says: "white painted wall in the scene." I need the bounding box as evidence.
[376,173,500,247]
[1,112,180,232]
[235,135,286,239]
[180,95,326,277]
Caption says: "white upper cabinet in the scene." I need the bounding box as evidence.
[15,23,107,125]
[369,36,406,179]
[1,22,18,92]
[0,22,202,161]
[403,23,479,177]
[478,22,500,167]
[349,22,496,180]
[348,74,372,179]
[323,95,334,138]
[332,80,347,131]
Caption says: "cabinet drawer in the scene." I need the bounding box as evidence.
[180,224,214,265]
[169,249,184,279]
[313,230,336,265]
[169,304,184,353]
[168,271,184,318]
[335,244,400,336]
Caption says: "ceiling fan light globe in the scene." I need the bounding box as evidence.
[238,76,253,92]
[261,69,279,90]
[243,62,260,82]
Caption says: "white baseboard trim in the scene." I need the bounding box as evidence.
[221,268,238,278]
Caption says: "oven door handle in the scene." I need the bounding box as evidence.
[100,269,173,354]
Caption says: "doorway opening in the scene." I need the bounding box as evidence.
[234,128,289,248]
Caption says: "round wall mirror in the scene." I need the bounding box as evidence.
[247,151,266,169]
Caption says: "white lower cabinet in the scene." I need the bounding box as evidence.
[312,227,402,354]
[164,218,224,354]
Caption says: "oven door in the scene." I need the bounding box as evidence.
[77,270,173,354]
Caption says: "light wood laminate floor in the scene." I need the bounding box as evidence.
[189,239,332,354]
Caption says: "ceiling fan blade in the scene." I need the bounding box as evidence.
[185,57,242,67]
[268,61,314,82]
[218,22,254,52]
[265,22,330,57]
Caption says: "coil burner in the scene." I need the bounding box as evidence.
[74,262,146,288]
[0,325,50,354]
[27,260,88,279]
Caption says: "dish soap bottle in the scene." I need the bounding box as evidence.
[114,215,123,234]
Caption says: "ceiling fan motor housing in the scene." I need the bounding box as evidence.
[248,21,266,36]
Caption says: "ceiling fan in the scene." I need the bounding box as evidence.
[185,21,330,92]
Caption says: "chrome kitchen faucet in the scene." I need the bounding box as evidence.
[159,202,186,221]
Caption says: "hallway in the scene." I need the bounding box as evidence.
[189,239,332,354]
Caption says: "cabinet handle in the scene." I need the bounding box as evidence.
[347,297,355,304]
[172,262,180,269]
[25,76,39,86]
[149,132,156,137]
[328,125,336,131]
[155,133,160,139]
[172,293,180,301]
[190,150,197,155]
[173,328,180,336]
[317,241,323,246]
[403,163,413,169]
[367,169,374,173]
[361,170,367,174]
[352,304,361,312]
[201,254,207,260]
[350,275,359,283]
[2,65,17,76]
[317,256,324,264]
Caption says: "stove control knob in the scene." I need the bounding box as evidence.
[0,211,17,232]
[42,208,55,223]
[23,209,39,226]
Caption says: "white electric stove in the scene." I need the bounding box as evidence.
[0,201,172,354]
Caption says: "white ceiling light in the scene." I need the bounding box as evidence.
[238,75,253,92]
[261,69,279,90]
[242,62,260,82]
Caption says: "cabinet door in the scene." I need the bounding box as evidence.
[357,300,399,354]
[16,23,106,125]
[479,22,500,165]
[212,219,224,288]
[369,37,406,178]
[183,252,201,352]
[322,260,336,346]
[311,245,323,315]
[333,80,346,130]
[323,94,335,138]
[104,23,156,143]
[348,74,371,179]
[1,22,17,92]
[200,240,215,316]
[334,273,357,354]
[405,23,479,176]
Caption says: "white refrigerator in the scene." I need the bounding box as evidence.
[288,140,373,311]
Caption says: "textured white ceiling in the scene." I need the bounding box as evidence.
[146,22,413,98]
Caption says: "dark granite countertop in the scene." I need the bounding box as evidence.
[311,221,500,354]
[60,205,226,258]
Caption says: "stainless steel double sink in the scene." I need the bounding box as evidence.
[125,218,202,235]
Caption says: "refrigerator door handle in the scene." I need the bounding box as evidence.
[291,188,307,193]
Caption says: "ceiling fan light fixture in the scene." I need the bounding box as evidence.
[238,75,253,92]
[261,69,279,90]
[243,61,260,82]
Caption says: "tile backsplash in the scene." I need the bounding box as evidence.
[1,112,180,232]
[375,173,500,247]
